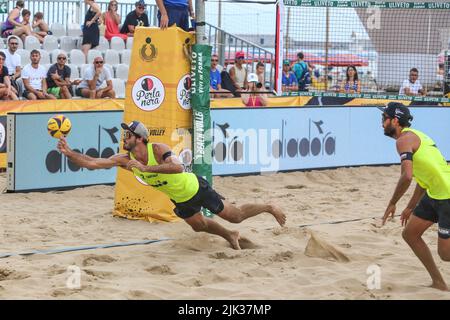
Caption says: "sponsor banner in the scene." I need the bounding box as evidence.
[283,0,450,10]
[210,107,450,175]
[191,44,213,217]
[282,91,444,105]
[7,111,122,191]
[210,95,448,108]
[115,26,194,222]
[0,99,124,169]
[0,116,6,153]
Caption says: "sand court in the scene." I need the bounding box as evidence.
[1,166,450,299]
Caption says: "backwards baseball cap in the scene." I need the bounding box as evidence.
[121,121,149,140]
[247,73,258,83]
[283,59,291,65]
[379,102,413,125]
[135,0,146,7]
[235,51,245,59]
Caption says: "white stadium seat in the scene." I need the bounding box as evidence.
[80,64,90,78]
[38,50,51,65]
[17,49,30,66]
[69,49,86,65]
[50,23,66,38]
[121,49,131,65]
[24,36,40,51]
[67,24,82,38]
[87,49,103,64]
[115,64,129,81]
[60,36,77,52]
[104,49,120,66]
[67,64,80,80]
[43,35,58,51]
[110,36,125,51]
[111,78,125,98]
[126,37,133,50]
[97,36,109,51]
[103,63,114,78]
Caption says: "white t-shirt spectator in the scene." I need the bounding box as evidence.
[4,50,21,76]
[399,79,423,95]
[78,65,112,90]
[22,64,47,90]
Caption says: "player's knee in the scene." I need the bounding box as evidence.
[190,220,207,232]
[402,228,416,243]
[438,245,450,261]
[228,213,243,224]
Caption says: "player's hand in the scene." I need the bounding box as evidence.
[400,207,413,227]
[160,14,169,29]
[382,203,396,225]
[126,159,146,171]
[57,136,72,155]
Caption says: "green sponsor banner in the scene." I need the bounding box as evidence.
[0,1,7,14]
[284,0,450,9]
[282,91,450,103]
[191,44,213,217]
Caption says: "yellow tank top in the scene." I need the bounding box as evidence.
[130,143,199,203]
[402,128,450,199]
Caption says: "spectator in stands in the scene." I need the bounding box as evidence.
[256,61,265,86]
[82,0,102,56]
[76,56,116,99]
[1,0,25,39]
[32,12,51,38]
[241,73,267,107]
[120,0,150,37]
[281,59,297,93]
[0,52,18,100]
[293,52,310,92]
[102,1,127,41]
[5,36,21,95]
[338,65,361,94]
[229,51,248,91]
[46,53,81,99]
[22,50,56,100]
[14,9,45,43]
[399,68,427,96]
[156,0,194,32]
[210,54,232,98]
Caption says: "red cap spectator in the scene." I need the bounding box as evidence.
[235,51,245,59]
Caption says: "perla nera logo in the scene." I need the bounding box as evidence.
[45,126,120,173]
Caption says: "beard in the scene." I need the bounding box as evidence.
[123,141,134,151]
[384,124,396,138]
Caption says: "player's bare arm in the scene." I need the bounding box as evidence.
[382,134,416,225]
[126,143,183,174]
[57,137,130,170]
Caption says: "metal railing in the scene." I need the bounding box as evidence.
[1,0,275,88]
[0,1,159,27]
[205,22,275,90]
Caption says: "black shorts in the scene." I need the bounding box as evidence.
[172,176,225,219]
[414,193,450,239]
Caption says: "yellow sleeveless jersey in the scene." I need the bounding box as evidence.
[130,143,199,203]
[402,128,450,199]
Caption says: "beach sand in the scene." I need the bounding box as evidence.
[0,166,450,299]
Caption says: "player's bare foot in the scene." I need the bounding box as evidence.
[269,204,286,226]
[429,281,449,291]
[228,231,241,250]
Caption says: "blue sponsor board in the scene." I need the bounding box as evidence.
[8,111,123,191]
[210,107,450,175]
[0,116,5,153]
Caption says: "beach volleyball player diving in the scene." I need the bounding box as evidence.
[57,120,286,250]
